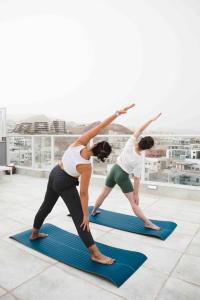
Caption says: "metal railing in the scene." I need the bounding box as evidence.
[7,134,200,189]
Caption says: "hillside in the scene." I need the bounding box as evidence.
[68,121,133,134]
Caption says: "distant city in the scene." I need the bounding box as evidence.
[6,114,200,188]
[7,114,133,135]
[7,114,200,135]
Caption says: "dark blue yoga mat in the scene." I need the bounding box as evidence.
[10,223,147,287]
[88,206,177,240]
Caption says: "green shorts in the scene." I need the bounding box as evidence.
[105,164,133,193]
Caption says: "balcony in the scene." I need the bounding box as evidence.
[0,134,200,299]
[7,134,200,200]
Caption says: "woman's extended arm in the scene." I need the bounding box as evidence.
[76,104,135,146]
[78,164,92,231]
[134,113,162,140]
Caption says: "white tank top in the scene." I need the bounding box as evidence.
[61,145,91,177]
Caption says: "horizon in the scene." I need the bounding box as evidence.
[1,0,200,133]
[6,112,200,134]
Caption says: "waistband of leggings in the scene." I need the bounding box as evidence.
[54,164,79,180]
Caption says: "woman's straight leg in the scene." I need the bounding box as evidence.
[33,180,59,229]
[60,186,95,248]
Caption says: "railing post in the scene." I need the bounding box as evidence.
[6,136,10,165]
[51,136,54,168]
[32,136,35,169]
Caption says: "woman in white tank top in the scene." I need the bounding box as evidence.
[30,104,134,265]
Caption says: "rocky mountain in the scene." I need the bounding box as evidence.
[68,121,133,135]
[7,115,133,135]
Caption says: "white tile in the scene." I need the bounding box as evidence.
[149,198,200,213]
[0,240,49,290]
[3,234,57,265]
[143,207,181,221]
[57,261,116,288]
[0,202,21,218]
[186,235,200,257]
[145,207,200,224]
[176,211,200,224]
[116,267,167,300]
[157,277,200,300]
[57,262,167,300]
[9,208,36,226]
[172,254,200,286]
[0,293,17,300]
[133,231,193,253]
[13,266,122,300]
[170,220,199,236]
[0,217,27,237]
[23,197,65,213]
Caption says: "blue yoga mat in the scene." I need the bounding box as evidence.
[10,223,147,287]
[88,206,177,240]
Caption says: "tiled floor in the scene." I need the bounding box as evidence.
[0,174,200,300]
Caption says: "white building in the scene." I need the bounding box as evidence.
[144,157,168,181]
[166,144,200,160]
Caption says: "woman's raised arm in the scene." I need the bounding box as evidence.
[77,104,135,146]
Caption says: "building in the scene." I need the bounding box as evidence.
[144,157,168,181]
[191,148,200,159]
[13,123,33,134]
[168,160,200,186]
[50,120,66,133]
[33,122,49,134]
[13,120,67,134]
[171,171,200,186]
[166,144,200,160]
[145,148,166,157]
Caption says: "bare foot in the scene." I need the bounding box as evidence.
[91,209,101,216]
[144,221,160,231]
[29,232,48,240]
[91,253,115,265]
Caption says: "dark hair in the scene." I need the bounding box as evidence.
[92,141,112,162]
[138,136,154,150]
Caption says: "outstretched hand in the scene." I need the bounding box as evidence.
[80,215,90,232]
[118,103,135,115]
[151,112,162,122]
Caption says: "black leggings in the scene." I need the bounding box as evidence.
[33,165,95,248]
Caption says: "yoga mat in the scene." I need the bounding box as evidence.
[10,223,147,287]
[88,206,177,240]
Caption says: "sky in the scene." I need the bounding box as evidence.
[0,0,200,132]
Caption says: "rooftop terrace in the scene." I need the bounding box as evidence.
[0,174,200,300]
